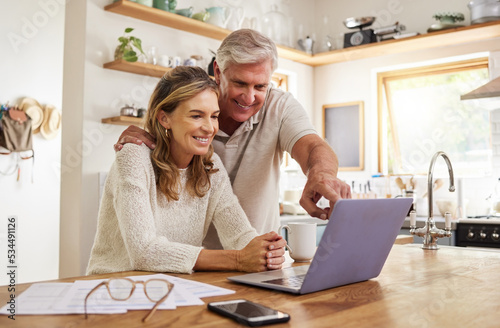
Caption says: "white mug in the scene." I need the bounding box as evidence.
[158,55,172,67]
[279,222,316,262]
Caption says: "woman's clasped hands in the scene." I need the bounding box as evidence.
[237,231,287,272]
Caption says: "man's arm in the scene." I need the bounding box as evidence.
[291,134,351,220]
[113,125,156,151]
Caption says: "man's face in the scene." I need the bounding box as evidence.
[214,59,273,131]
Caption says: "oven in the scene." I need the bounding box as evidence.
[456,218,500,249]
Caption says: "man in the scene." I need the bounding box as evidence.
[115,29,351,248]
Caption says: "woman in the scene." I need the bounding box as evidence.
[87,66,285,275]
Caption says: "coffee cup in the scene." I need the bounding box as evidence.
[279,222,316,262]
[158,55,172,67]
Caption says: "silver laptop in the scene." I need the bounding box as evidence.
[228,198,412,294]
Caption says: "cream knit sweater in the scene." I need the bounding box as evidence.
[86,144,257,275]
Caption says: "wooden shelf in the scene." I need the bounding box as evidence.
[105,0,230,41]
[303,21,500,66]
[103,59,170,77]
[105,1,500,67]
[102,115,144,127]
[104,0,312,64]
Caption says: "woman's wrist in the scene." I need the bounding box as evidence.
[234,249,242,271]
[194,249,240,271]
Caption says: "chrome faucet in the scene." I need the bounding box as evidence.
[410,151,455,250]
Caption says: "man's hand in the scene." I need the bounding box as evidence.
[291,134,351,220]
[300,171,351,220]
[113,125,156,151]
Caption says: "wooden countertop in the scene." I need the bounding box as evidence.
[2,245,500,327]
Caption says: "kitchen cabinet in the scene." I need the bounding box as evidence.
[105,1,500,67]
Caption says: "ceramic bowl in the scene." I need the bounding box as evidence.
[343,16,375,29]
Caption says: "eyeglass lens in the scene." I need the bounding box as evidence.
[144,279,171,302]
[107,278,171,302]
[108,278,134,300]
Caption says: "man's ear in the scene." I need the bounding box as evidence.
[157,110,171,130]
[213,60,221,84]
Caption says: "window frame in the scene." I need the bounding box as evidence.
[377,57,490,174]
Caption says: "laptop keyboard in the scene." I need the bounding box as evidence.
[263,274,306,288]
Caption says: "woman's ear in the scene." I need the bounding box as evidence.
[157,110,171,130]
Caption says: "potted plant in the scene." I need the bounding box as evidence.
[114,27,145,62]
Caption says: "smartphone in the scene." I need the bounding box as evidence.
[207,299,290,327]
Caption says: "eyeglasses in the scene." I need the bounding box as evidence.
[84,277,174,322]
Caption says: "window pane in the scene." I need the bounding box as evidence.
[383,66,491,176]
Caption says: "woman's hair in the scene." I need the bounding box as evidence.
[145,66,219,201]
[216,29,278,73]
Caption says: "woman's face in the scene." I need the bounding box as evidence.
[159,89,220,168]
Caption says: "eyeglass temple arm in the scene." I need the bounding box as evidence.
[84,281,107,319]
[142,284,175,322]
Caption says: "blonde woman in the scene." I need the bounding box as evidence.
[87,66,286,275]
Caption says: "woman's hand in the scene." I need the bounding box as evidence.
[237,231,287,272]
[113,125,157,151]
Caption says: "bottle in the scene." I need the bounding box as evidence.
[404,189,417,216]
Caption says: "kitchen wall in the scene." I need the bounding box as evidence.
[0,0,64,285]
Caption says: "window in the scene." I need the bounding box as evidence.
[378,58,491,176]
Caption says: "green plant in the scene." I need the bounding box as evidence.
[432,12,465,24]
[114,27,145,62]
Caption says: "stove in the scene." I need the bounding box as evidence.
[456,218,500,249]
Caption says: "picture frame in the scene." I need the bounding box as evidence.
[322,101,364,171]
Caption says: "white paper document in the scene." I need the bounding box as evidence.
[0,283,125,315]
[55,278,177,314]
[165,275,236,298]
[0,273,235,316]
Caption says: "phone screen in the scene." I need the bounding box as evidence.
[208,299,290,326]
[216,300,278,317]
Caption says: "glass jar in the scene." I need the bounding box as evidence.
[261,5,289,47]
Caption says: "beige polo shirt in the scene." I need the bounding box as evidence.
[204,87,317,248]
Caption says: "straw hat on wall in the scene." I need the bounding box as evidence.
[20,97,44,134]
[40,104,61,140]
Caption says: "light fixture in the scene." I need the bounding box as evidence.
[461,76,500,110]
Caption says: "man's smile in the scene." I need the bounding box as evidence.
[234,100,252,109]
